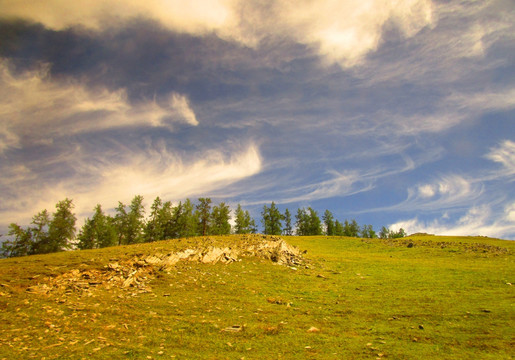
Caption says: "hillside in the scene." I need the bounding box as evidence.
[0,234,514,359]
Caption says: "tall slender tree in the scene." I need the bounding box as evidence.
[47,198,76,253]
[27,209,51,254]
[211,202,231,235]
[261,202,283,235]
[334,219,344,236]
[144,197,165,242]
[307,207,322,235]
[234,204,256,234]
[343,219,360,237]
[77,217,96,250]
[283,208,293,236]
[360,224,376,238]
[323,209,335,236]
[379,226,389,239]
[115,195,145,245]
[196,198,212,236]
[1,223,33,257]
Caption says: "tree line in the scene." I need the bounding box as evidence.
[1,197,406,258]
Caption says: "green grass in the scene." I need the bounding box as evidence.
[0,234,514,359]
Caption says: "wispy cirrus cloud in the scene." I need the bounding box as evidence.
[389,203,515,239]
[0,60,197,152]
[387,142,515,238]
[0,142,261,228]
[360,1,515,86]
[485,140,515,179]
[407,175,484,211]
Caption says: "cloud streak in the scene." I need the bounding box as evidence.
[0,142,261,229]
[386,142,515,238]
[485,140,515,179]
[390,203,515,239]
[0,60,197,152]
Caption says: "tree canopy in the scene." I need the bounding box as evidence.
[1,195,404,258]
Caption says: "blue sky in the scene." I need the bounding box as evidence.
[0,0,514,239]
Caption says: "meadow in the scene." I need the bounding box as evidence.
[0,234,513,359]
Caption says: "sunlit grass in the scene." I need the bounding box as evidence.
[0,234,513,359]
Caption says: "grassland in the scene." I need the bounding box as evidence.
[0,234,513,359]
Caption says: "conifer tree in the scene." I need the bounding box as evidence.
[196,198,212,236]
[164,200,196,238]
[115,195,145,245]
[211,202,231,235]
[234,204,256,234]
[77,218,96,250]
[360,224,376,238]
[1,223,33,257]
[46,198,76,253]
[343,219,360,237]
[295,208,309,236]
[283,208,293,236]
[307,207,322,235]
[78,204,117,249]
[27,209,51,254]
[323,209,335,236]
[334,219,344,236]
[261,202,283,235]
[144,197,165,242]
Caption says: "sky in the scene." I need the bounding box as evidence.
[0,0,514,239]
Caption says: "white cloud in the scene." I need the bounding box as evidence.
[0,60,197,152]
[0,0,434,68]
[389,204,515,239]
[0,142,261,228]
[398,175,484,212]
[448,89,515,113]
[277,170,372,204]
[357,1,515,87]
[485,140,515,178]
[365,86,515,138]
[270,0,434,67]
[506,202,515,222]
[0,0,237,34]
[169,93,198,126]
[418,184,435,198]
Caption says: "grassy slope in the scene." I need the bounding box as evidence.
[0,235,513,359]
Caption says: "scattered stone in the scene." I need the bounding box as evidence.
[307,326,320,333]
[481,309,491,313]
[267,297,287,305]
[418,324,424,330]
[221,325,244,333]
[23,235,304,299]
[316,274,326,279]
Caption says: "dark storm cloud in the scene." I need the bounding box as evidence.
[0,18,316,104]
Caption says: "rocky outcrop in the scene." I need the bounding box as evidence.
[26,235,303,296]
